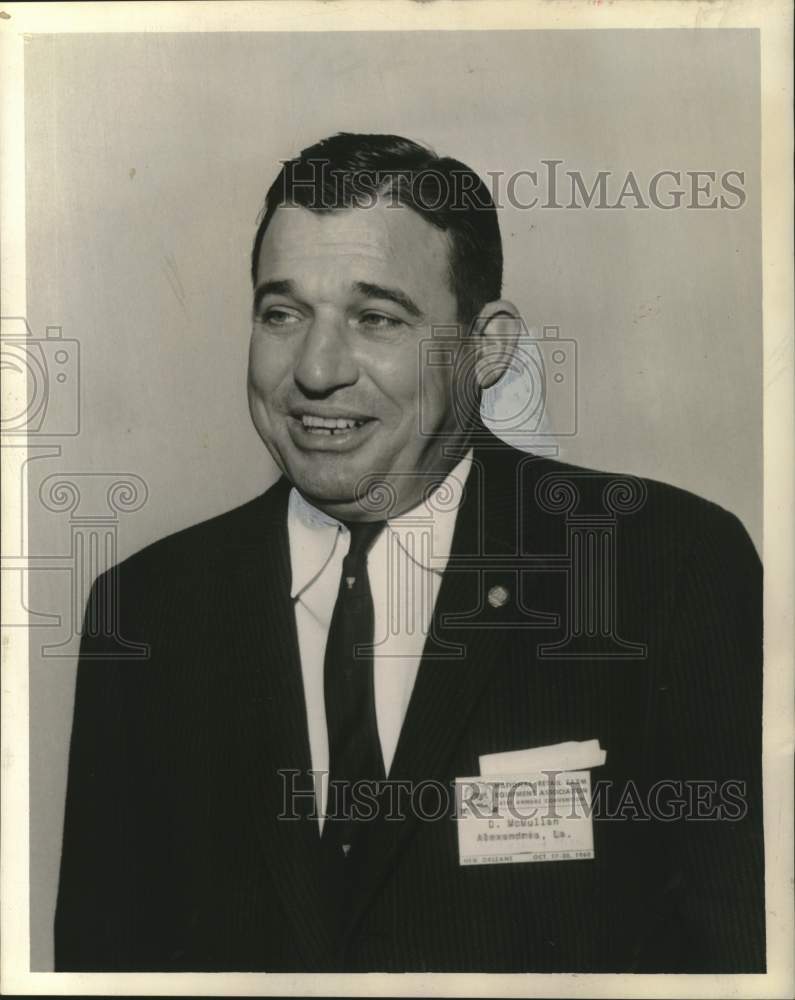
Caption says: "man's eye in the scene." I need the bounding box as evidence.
[259,308,301,327]
[358,312,403,330]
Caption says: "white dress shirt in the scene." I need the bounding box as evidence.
[287,451,473,824]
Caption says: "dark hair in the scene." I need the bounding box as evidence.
[250,132,503,325]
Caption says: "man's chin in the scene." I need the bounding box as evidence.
[286,465,366,508]
[285,460,400,519]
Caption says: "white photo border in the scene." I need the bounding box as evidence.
[1,1,792,996]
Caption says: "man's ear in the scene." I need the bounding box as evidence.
[471,300,525,390]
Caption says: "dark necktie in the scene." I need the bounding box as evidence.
[322,519,387,864]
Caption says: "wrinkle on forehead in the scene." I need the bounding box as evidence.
[273,241,391,263]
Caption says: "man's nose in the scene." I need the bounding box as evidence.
[293,313,358,396]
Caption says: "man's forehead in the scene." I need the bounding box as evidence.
[257,200,450,269]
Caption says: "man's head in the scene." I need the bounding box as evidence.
[247,132,520,520]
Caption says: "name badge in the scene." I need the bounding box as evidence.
[456,771,595,866]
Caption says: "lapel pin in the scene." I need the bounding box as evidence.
[487,584,510,609]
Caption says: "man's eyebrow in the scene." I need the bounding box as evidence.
[253,278,424,319]
[354,282,423,319]
[253,279,296,313]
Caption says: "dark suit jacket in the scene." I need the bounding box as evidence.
[55,436,765,972]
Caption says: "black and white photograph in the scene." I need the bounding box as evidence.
[1,1,792,996]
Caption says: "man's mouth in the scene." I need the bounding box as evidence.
[297,414,372,436]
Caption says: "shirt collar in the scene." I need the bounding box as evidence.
[287,488,343,599]
[287,450,474,599]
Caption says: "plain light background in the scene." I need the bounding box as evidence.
[23,30,761,969]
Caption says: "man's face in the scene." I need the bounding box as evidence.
[248,197,468,519]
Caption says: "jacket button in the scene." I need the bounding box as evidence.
[487,584,510,608]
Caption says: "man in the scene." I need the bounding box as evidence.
[55,133,764,973]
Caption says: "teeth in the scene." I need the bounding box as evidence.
[300,414,363,433]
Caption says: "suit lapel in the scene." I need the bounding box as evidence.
[219,479,339,967]
[388,447,516,783]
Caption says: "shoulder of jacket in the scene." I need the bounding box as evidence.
[483,441,754,555]
[91,477,289,591]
